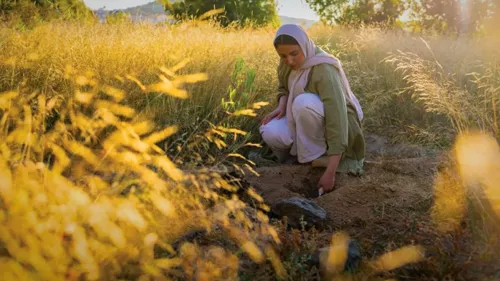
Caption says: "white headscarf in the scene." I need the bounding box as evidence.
[274,24,364,150]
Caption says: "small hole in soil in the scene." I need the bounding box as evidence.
[283,177,320,199]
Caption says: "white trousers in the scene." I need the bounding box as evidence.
[259,93,327,163]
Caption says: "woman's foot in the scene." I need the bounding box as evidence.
[282,154,298,165]
[312,155,365,176]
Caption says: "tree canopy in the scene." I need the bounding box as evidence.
[305,0,499,33]
[163,0,280,27]
[305,0,407,26]
[0,0,95,26]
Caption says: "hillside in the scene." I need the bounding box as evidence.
[118,1,166,16]
[279,15,317,28]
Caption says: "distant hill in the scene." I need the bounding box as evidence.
[119,1,166,16]
[279,16,317,28]
[95,1,318,27]
[94,1,170,23]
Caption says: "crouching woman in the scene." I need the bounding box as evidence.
[259,24,366,195]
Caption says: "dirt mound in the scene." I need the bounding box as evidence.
[239,134,497,279]
[244,133,449,258]
[246,157,437,229]
[245,133,440,229]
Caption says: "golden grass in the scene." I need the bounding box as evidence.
[0,21,281,164]
[309,24,500,145]
[0,51,282,280]
[1,21,499,147]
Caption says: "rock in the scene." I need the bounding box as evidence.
[271,197,327,229]
[310,239,362,274]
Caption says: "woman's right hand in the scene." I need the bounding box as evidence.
[261,96,287,125]
[262,107,285,125]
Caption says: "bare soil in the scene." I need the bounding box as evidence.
[242,134,496,280]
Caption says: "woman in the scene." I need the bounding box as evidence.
[259,24,366,196]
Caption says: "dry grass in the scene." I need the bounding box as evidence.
[1,19,500,280]
[308,24,500,146]
[0,21,283,166]
[1,21,499,147]
[0,55,286,280]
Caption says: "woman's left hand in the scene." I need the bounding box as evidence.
[317,169,336,194]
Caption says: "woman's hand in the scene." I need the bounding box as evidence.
[317,154,342,195]
[262,95,287,125]
[262,107,285,125]
[318,169,336,194]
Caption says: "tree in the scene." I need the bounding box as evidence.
[306,0,497,33]
[483,0,500,31]
[304,0,348,25]
[0,0,95,26]
[305,0,407,26]
[163,0,280,27]
[407,0,495,33]
[407,0,460,32]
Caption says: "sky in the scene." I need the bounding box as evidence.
[82,0,320,21]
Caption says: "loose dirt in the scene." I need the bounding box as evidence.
[242,134,493,280]
[246,134,440,232]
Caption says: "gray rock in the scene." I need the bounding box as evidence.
[311,239,362,274]
[271,197,327,229]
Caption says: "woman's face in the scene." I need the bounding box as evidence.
[276,44,305,70]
